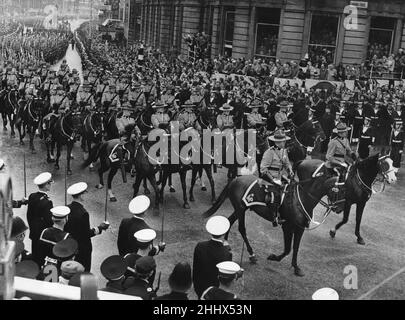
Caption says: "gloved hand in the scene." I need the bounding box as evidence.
[21,197,29,205]
[98,222,110,232]
[158,242,166,252]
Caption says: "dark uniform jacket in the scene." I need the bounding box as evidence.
[101,281,125,294]
[155,291,189,300]
[358,126,374,159]
[27,192,53,241]
[123,277,155,300]
[38,227,70,267]
[390,130,404,168]
[192,239,232,298]
[201,286,240,300]
[117,216,150,256]
[65,201,99,271]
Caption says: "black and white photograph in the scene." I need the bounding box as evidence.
[0,0,404,304]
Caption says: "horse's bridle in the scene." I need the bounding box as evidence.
[61,113,80,142]
[356,156,394,194]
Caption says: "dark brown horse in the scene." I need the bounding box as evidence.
[81,110,104,169]
[329,153,397,245]
[15,97,47,153]
[203,159,344,277]
[0,88,18,137]
[82,124,138,202]
[45,111,83,175]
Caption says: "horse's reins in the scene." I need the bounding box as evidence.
[60,114,77,141]
[27,99,39,122]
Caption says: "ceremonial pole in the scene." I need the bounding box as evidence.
[64,164,67,206]
[104,183,109,223]
[23,153,26,198]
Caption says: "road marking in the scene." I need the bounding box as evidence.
[357,265,405,300]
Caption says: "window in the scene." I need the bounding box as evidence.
[308,14,339,67]
[367,17,396,60]
[223,11,235,57]
[254,8,280,59]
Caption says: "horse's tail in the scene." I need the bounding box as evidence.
[202,181,231,219]
[81,142,105,168]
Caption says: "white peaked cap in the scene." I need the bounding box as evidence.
[216,261,241,275]
[51,206,71,219]
[129,195,151,215]
[134,229,157,243]
[206,216,230,236]
[34,172,52,186]
[312,288,339,300]
[67,182,88,196]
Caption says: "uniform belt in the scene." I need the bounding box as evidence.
[334,154,345,158]
[361,135,371,139]
[268,166,280,171]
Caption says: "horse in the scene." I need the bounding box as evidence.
[0,88,18,136]
[46,111,83,175]
[189,109,218,204]
[329,153,397,245]
[15,97,47,153]
[202,159,345,277]
[132,138,160,209]
[81,110,104,170]
[157,128,199,209]
[81,124,138,202]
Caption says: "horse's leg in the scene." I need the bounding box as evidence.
[96,162,108,189]
[237,211,257,263]
[10,114,15,137]
[169,173,176,193]
[107,166,119,202]
[204,165,216,203]
[143,177,150,195]
[148,174,160,209]
[180,170,190,209]
[354,201,367,245]
[2,112,8,131]
[133,174,143,197]
[54,142,61,170]
[29,125,36,154]
[198,167,206,191]
[66,143,73,175]
[291,228,305,277]
[330,202,352,238]
[268,222,293,263]
[224,211,239,242]
[16,121,24,145]
[189,167,198,202]
[159,169,169,204]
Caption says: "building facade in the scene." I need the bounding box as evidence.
[137,0,405,66]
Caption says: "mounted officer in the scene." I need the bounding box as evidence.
[217,104,234,131]
[128,81,146,112]
[76,81,95,111]
[102,84,121,111]
[178,100,201,132]
[246,99,265,129]
[151,101,170,131]
[260,130,293,226]
[325,122,357,182]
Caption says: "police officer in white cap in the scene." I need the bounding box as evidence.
[37,206,71,267]
[0,158,28,208]
[193,216,233,299]
[65,182,110,272]
[27,172,54,266]
[117,195,152,256]
[201,261,243,300]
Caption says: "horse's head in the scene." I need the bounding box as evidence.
[377,155,397,184]
[65,111,83,132]
[297,160,346,213]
